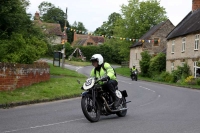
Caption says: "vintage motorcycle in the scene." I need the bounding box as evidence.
[78,77,130,122]
[131,70,138,81]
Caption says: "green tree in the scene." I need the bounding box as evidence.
[115,0,167,38]
[38,1,55,16]
[149,53,166,77]
[94,12,121,36]
[112,0,167,60]
[41,7,66,31]
[71,21,87,32]
[0,0,48,64]
[0,0,32,39]
[139,51,151,77]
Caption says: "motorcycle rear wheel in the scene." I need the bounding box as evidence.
[81,94,100,122]
[116,97,127,117]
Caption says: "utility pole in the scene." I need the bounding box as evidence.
[61,7,68,68]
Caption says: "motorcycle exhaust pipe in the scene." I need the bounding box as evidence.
[101,97,127,113]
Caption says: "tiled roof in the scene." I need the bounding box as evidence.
[76,39,87,45]
[76,34,88,39]
[74,34,105,45]
[43,23,63,36]
[33,20,63,36]
[167,9,200,39]
[33,11,65,40]
[91,36,105,43]
[130,20,167,48]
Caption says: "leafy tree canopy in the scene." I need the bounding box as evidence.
[93,0,167,61]
[94,12,122,36]
[0,0,48,64]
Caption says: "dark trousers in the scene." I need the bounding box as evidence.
[102,80,118,100]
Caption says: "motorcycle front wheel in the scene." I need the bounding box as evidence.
[81,94,100,122]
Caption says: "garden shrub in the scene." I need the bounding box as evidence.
[149,53,166,77]
[185,76,196,85]
[196,78,200,85]
[171,63,191,83]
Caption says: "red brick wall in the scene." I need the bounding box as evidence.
[0,62,50,91]
[192,0,200,11]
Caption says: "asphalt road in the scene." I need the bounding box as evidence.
[1,64,200,133]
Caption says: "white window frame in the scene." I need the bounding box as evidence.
[194,61,200,78]
[171,62,174,71]
[171,40,175,54]
[194,34,199,50]
[182,37,186,52]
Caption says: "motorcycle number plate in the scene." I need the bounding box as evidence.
[85,78,92,86]
[83,78,95,90]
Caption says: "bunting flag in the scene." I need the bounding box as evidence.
[65,27,160,43]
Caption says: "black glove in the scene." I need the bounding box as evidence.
[101,76,110,81]
[81,86,84,90]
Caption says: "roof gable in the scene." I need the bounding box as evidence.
[91,36,105,43]
[73,33,105,46]
[130,20,168,48]
[167,9,200,39]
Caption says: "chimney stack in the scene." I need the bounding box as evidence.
[192,0,200,11]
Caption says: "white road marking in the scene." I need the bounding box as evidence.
[139,95,161,107]
[76,67,82,71]
[139,86,155,92]
[118,80,131,84]
[138,86,160,107]
[2,118,85,133]
[118,80,160,107]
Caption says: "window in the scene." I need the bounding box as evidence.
[154,38,159,46]
[194,34,199,50]
[182,37,186,52]
[171,62,174,71]
[194,61,200,77]
[171,40,175,53]
[87,42,93,45]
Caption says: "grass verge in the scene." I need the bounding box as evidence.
[0,64,87,108]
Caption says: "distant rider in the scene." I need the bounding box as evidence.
[130,65,138,77]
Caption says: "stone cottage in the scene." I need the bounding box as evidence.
[33,12,67,45]
[129,19,175,71]
[166,0,200,77]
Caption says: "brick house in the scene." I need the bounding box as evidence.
[166,0,200,77]
[72,32,105,46]
[33,12,67,45]
[129,19,175,71]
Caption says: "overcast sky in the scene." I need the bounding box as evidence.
[27,0,192,32]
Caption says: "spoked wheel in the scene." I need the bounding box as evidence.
[116,97,127,117]
[81,94,100,122]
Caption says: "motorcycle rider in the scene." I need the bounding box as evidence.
[90,54,120,108]
[130,65,138,77]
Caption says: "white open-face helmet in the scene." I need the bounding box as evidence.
[90,54,104,65]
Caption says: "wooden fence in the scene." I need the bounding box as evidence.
[121,61,129,68]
